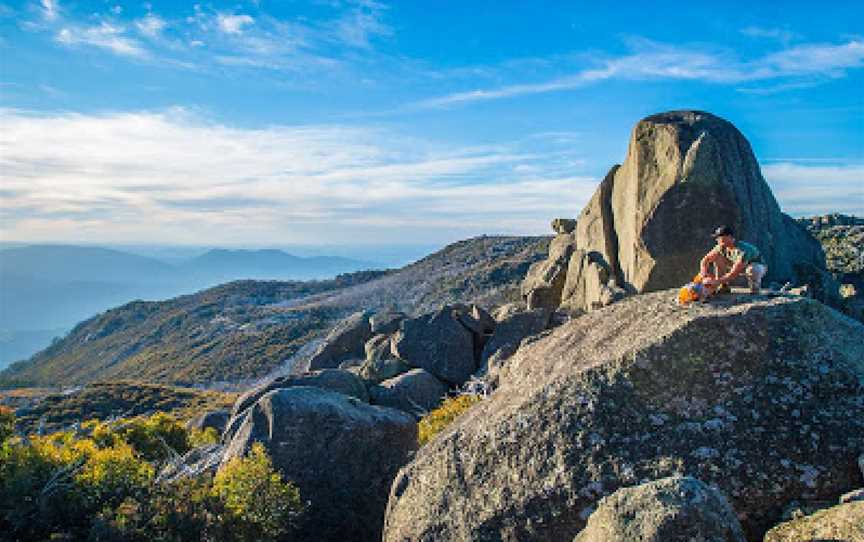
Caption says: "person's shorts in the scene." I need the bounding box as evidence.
[746,263,767,292]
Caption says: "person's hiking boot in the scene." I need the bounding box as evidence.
[716,283,732,295]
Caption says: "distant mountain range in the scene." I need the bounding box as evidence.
[0,245,380,370]
[183,249,375,283]
[0,236,549,387]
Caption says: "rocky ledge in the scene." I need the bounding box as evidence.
[383,290,864,541]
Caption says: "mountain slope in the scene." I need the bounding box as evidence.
[0,245,384,368]
[1,236,547,387]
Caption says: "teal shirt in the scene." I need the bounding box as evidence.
[717,241,763,265]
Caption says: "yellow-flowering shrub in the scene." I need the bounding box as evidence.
[188,425,220,448]
[0,410,304,541]
[212,442,305,540]
[418,394,483,445]
[92,412,190,462]
[74,441,154,504]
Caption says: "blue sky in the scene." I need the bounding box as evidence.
[0,0,862,247]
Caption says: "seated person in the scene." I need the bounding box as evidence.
[700,225,767,294]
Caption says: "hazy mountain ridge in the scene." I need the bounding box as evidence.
[0,244,379,369]
[0,236,548,388]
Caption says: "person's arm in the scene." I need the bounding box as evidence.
[718,260,746,284]
[700,250,717,278]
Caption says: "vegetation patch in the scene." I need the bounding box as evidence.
[0,410,304,541]
[11,380,236,435]
[418,393,484,445]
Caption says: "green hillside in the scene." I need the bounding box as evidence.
[1,236,547,388]
[7,380,236,434]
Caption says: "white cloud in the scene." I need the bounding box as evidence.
[40,0,57,20]
[332,1,392,49]
[0,109,590,244]
[761,40,864,76]
[414,38,864,108]
[762,162,864,216]
[135,14,166,38]
[217,13,254,35]
[56,22,148,58]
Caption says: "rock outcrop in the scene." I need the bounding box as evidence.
[383,291,864,541]
[359,355,411,385]
[222,387,417,542]
[370,310,407,336]
[294,310,373,373]
[526,111,836,314]
[228,368,369,423]
[369,368,449,418]
[478,307,549,382]
[521,232,578,311]
[551,218,577,234]
[764,501,864,541]
[391,305,478,386]
[575,476,745,542]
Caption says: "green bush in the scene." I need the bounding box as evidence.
[0,410,305,541]
[0,406,13,443]
[212,443,305,540]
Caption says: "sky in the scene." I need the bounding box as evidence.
[0,0,862,249]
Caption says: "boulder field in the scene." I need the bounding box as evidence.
[383,291,864,541]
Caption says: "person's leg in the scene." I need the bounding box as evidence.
[746,263,767,294]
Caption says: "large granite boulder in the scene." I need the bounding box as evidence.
[360,358,411,385]
[365,333,396,363]
[370,310,407,335]
[478,307,550,382]
[575,476,745,542]
[561,111,833,312]
[383,291,864,542]
[521,233,579,311]
[222,387,417,542]
[229,368,369,421]
[391,305,477,386]
[764,501,864,541]
[369,368,449,418]
[560,248,626,313]
[294,310,373,373]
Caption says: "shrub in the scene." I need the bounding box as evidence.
[0,406,14,443]
[92,412,190,462]
[0,411,305,541]
[212,443,305,541]
[188,426,220,448]
[418,394,483,445]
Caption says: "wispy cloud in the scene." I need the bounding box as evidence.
[56,22,148,58]
[762,162,864,216]
[217,13,254,35]
[0,109,590,244]
[22,1,392,77]
[740,26,798,44]
[413,38,864,108]
[135,14,166,38]
[332,0,392,49]
[40,0,57,20]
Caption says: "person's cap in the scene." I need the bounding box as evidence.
[712,225,734,238]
